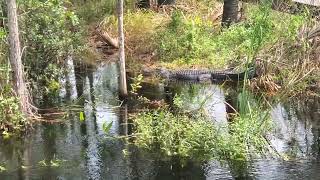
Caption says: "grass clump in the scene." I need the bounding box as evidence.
[104,10,167,52]
[157,11,220,67]
[156,2,307,70]
[133,105,272,162]
[134,110,217,161]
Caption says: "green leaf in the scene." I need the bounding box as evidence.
[0,165,6,172]
[38,160,47,167]
[102,121,113,133]
[79,112,85,122]
[50,160,60,167]
[2,131,11,139]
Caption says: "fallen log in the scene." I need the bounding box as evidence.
[95,29,119,49]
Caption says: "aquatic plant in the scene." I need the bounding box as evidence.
[133,105,272,162]
[38,158,67,167]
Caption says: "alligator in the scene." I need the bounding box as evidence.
[157,66,256,82]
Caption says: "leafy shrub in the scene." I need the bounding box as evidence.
[0,86,27,133]
[19,0,81,97]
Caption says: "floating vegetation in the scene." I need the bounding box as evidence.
[38,158,67,167]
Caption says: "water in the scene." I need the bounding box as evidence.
[0,61,319,180]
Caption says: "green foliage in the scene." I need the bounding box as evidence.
[173,94,183,109]
[0,165,6,172]
[220,113,271,161]
[102,121,113,134]
[0,27,7,67]
[79,111,85,122]
[104,10,166,59]
[130,74,143,94]
[156,3,306,68]
[157,11,218,67]
[72,0,135,23]
[38,158,67,167]
[0,28,6,41]
[133,106,272,162]
[134,110,215,161]
[19,0,81,96]
[0,86,26,133]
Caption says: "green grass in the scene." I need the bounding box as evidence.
[156,3,307,69]
[133,89,273,162]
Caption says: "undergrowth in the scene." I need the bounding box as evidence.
[133,89,272,162]
[0,86,27,134]
[102,0,318,95]
[156,3,307,70]
[133,108,271,162]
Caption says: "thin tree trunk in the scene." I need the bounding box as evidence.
[222,0,239,27]
[6,0,31,115]
[118,0,127,97]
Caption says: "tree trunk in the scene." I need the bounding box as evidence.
[222,0,239,27]
[158,0,175,6]
[118,0,128,97]
[137,0,150,8]
[6,0,31,115]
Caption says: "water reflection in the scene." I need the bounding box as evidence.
[0,60,319,180]
[270,102,316,158]
[167,83,228,126]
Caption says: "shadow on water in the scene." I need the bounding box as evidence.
[0,60,320,180]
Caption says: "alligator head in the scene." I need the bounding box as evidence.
[156,67,171,79]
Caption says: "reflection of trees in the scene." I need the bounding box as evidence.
[74,61,86,99]
[42,125,57,163]
[0,139,25,179]
[293,97,320,157]
[169,83,228,125]
[270,97,319,158]
[155,159,206,180]
[119,104,128,136]
[228,160,251,180]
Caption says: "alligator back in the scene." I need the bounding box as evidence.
[162,66,256,82]
[211,67,256,81]
[173,70,212,80]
